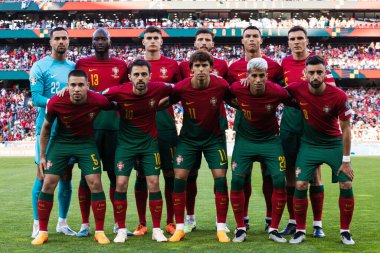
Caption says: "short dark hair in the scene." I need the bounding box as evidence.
[68,69,87,81]
[288,25,308,37]
[128,59,151,74]
[50,27,68,39]
[242,26,261,37]
[305,55,325,66]
[144,26,162,35]
[195,28,215,40]
[189,51,214,69]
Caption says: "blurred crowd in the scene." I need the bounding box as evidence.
[1,42,380,71]
[346,88,380,142]
[0,87,378,142]
[1,16,380,30]
[0,88,36,142]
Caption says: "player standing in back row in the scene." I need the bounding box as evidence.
[30,27,76,238]
[75,28,128,237]
[279,26,335,237]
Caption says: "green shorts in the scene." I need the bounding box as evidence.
[189,132,227,172]
[115,138,161,177]
[280,129,301,169]
[295,143,348,183]
[95,129,117,171]
[157,130,177,171]
[45,139,101,176]
[174,136,228,170]
[231,135,286,178]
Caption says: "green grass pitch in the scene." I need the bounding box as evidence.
[0,156,378,253]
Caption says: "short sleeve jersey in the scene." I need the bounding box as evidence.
[286,81,351,146]
[231,81,290,141]
[280,53,336,133]
[102,82,173,144]
[30,56,75,135]
[171,75,229,142]
[45,90,113,142]
[76,56,128,130]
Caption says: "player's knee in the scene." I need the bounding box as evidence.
[116,176,129,192]
[146,176,160,192]
[41,178,58,194]
[295,181,308,191]
[87,179,103,192]
[339,181,352,190]
[272,174,285,189]
[231,174,245,191]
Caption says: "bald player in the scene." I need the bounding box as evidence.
[75,28,128,236]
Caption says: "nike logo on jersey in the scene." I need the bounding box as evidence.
[155,166,160,170]
[50,75,57,78]
[240,103,249,107]
[219,161,228,166]
[185,102,194,105]
[299,102,308,106]
[284,71,291,75]
[93,166,99,170]
[89,69,97,72]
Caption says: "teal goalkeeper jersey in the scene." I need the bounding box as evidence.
[30,56,75,135]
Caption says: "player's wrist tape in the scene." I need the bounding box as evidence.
[342,156,351,162]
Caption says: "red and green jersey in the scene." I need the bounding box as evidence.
[179,57,228,79]
[281,53,336,133]
[231,80,290,141]
[45,90,113,142]
[76,56,128,130]
[227,56,283,84]
[144,55,181,132]
[102,82,173,144]
[286,81,351,146]
[170,75,229,142]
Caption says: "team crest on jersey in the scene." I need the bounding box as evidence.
[295,167,301,178]
[212,70,220,77]
[149,99,156,108]
[323,105,330,114]
[232,162,237,170]
[301,68,307,81]
[160,67,168,79]
[112,67,120,78]
[210,97,217,107]
[117,161,124,172]
[46,160,53,170]
[89,112,95,119]
[265,103,274,112]
[176,155,183,166]
[30,76,37,86]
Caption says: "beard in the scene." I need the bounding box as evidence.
[310,79,323,89]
